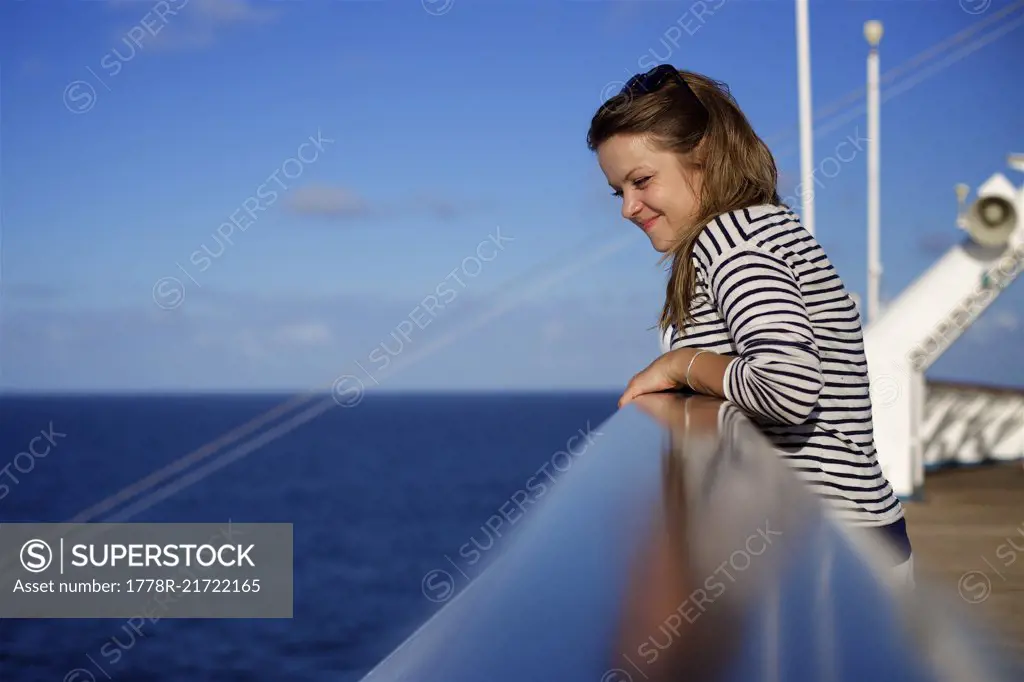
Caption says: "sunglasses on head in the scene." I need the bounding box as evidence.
[621,64,685,94]
[620,65,706,111]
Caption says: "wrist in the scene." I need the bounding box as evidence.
[684,349,710,390]
[667,347,700,385]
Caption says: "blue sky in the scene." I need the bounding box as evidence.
[1,0,1022,392]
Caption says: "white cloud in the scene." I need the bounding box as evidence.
[284,185,486,223]
[1,294,658,391]
[967,303,1022,343]
[541,319,567,345]
[274,322,333,347]
[106,0,279,52]
[192,320,334,361]
[286,186,369,219]
[994,310,1019,331]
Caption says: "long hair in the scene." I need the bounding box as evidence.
[587,69,782,333]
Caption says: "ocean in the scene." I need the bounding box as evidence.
[0,392,620,681]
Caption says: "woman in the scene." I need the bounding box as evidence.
[587,65,914,586]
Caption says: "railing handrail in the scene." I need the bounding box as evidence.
[358,394,1018,682]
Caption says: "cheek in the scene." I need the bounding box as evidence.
[651,175,694,211]
[641,185,669,213]
[670,182,700,219]
[652,186,692,221]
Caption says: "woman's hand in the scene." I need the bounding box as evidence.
[619,348,696,408]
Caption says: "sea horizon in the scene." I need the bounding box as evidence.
[0,387,624,398]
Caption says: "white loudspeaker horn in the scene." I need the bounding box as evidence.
[962,173,1018,248]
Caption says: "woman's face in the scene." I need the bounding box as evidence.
[597,133,702,253]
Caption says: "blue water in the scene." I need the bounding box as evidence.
[0,392,619,681]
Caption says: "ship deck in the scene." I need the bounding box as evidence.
[903,462,1024,659]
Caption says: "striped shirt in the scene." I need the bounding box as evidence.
[660,204,903,527]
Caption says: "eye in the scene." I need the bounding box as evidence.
[610,175,651,198]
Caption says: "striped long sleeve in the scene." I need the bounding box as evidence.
[698,225,824,425]
[667,205,903,528]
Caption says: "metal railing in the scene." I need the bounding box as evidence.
[358,394,1018,682]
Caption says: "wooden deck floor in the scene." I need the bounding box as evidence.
[902,462,1024,659]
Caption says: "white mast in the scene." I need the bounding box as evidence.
[865,20,884,324]
[795,0,816,236]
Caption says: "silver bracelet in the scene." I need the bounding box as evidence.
[685,349,709,390]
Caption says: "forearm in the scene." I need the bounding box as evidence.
[620,347,735,408]
[724,352,823,425]
[678,349,733,400]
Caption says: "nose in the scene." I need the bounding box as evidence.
[621,194,642,222]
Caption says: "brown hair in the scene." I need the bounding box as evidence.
[587,69,782,333]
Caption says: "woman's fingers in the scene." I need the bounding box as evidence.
[618,377,640,408]
[619,371,650,407]
[619,367,671,408]
[620,349,697,409]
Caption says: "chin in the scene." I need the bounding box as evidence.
[648,235,675,254]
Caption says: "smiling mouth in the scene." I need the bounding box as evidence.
[639,216,660,232]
